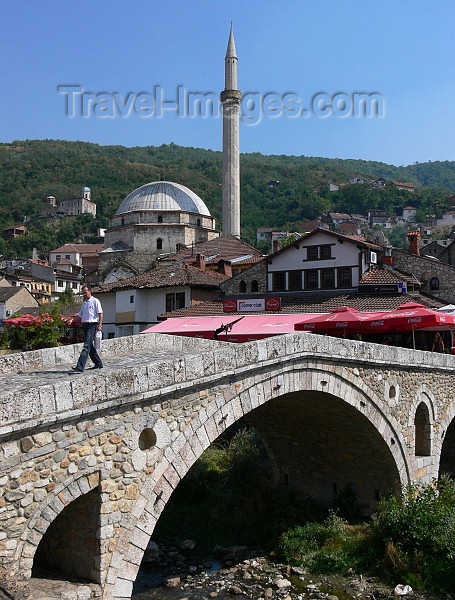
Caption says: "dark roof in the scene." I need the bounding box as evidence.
[93,262,228,293]
[164,234,263,263]
[0,287,27,302]
[160,290,446,319]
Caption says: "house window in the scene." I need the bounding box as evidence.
[166,292,186,313]
[197,218,201,226]
[65,255,70,260]
[272,271,286,291]
[288,270,302,291]
[157,238,163,250]
[58,280,64,287]
[56,255,61,260]
[338,267,352,288]
[321,268,335,289]
[320,245,332,260]
[304,269,318,290]
[130,295,134,304]
[72,282,77,289]
[157,215,163,223]
[251,280,259,293]
[307,246,318,261]
[239,280,247,293]
[430,277,439,290]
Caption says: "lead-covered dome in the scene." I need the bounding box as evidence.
[115,181,211,216]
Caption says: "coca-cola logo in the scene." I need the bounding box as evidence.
[265,297,281,310]
[223,300,237,312]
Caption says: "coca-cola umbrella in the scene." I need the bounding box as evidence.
[294,306,379,335]
[361,302,455,348]
[362,302,455,333]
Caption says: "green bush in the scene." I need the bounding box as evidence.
[373,477,455,589]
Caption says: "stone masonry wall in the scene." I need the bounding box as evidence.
[220,259,267,296]
[392,248,455,304]
[1,333,455,599]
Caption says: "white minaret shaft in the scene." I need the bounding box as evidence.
[221,25,241,238]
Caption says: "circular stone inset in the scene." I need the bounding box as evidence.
[139,428,157,451]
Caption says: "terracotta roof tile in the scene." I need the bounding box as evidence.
[165,234,263,263]
[160,291,445,318]
[94,262,228,293]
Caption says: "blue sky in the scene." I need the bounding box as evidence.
[2,0,454,166]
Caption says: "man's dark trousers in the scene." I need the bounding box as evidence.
[76,322,103,371]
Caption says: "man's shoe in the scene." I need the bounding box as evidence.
[89,365,103,370]
[71,366,83,373]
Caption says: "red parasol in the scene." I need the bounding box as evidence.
[294,306,379,334]
[2,314,41,326]
[361,303,455,334]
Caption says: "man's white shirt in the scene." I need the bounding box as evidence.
[78,297,103,323]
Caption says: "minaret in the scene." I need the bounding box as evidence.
[221,25,241,238]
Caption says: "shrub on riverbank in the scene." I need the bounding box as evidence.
[279,478,455,592]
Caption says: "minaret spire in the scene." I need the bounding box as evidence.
[221,24,241,238]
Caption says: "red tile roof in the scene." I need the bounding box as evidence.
[94,262,228,293]
[51,243,104,254]
[164,234,263,264]
[159,290,445,319]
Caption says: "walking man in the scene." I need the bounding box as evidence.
[72,284,103,373]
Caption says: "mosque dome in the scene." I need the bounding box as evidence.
[115,181,211,217]
[82,186,91,192]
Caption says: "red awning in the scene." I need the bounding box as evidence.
[2,314,41,327]
[141,316,244,339]
[142,314,316,342]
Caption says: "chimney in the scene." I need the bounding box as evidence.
[407,230,421,256]
[217,259,232,277]
[383,245,394,268]
[195,253,206,271]
[272,239,280,253]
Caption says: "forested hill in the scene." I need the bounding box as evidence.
[1,139,455,252]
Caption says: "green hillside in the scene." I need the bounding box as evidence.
[0,139,454,255]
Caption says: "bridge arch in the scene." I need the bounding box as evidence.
[438,397,455,478]
[18,469,102,582]
[104,365,410,600]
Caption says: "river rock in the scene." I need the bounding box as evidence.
[394,584,413,596]
[163,576,181,588]
[227,585,243,595]
[274,577,291,588]
[180,539,196,550]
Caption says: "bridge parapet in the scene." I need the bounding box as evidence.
[1,332,454,440]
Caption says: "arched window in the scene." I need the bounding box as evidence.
[251,280,259,292]
[121,218,124,226]
[157,238,163,250]
[157,215,163,223]
[430,277,439,290]
[414,402,431,456]
[239,280,247,293]
[197,218,201,226]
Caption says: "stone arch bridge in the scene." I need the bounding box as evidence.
[1,332,455,599]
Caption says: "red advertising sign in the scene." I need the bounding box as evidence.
[223,299,237,312]
[265,297,281,311]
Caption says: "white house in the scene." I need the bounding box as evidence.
[94,262,228,338]
[266,228,382,293]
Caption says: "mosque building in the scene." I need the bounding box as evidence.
[98,27,241,285]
